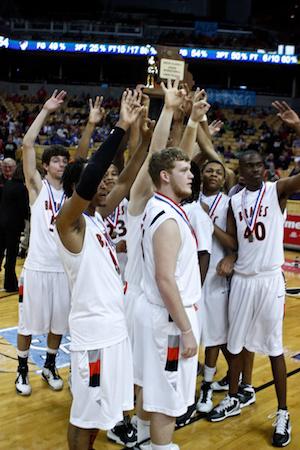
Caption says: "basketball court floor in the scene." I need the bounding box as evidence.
[0,251,299,449]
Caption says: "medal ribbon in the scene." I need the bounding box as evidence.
[201,192,222,219]
[155,192,198,246]
[106,206,120,228]
[241,182,266,234]
[44,179,66,216]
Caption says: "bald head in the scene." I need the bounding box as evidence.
[2,158,16,179]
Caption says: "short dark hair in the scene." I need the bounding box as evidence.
[148,147,190,187]
[62,158,86,198]
[41,145,70,165]
[238,150,262,164]
[202,159,226,178]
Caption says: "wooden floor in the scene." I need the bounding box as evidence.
[0,252,299,450]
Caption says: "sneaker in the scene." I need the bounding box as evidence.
[270,409,292,447]
[197,381,214,413]
[208,395,241,422]
[211,374,229,391]
[176,403,197,427]
[131,414,138,429]
[107,416,137,448]
[42,365,64,391]
[238,383,256,409]
[15,367,32,396]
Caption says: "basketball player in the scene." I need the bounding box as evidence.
[209,149,300,447]
[55,89,143,450]
[16,91,105,396]
[138,148,201,450]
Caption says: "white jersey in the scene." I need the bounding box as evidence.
[182,201,213,254]
[104,198,128,245]
[231,181,285,275]
[24,180,65,272]
[124,210,143,290]
[201,192,230,268]
[54,212,127,351]
[141,193,201,307]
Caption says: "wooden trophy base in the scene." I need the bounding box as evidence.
[143,87,164,98]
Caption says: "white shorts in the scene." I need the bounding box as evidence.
[201,271,229,347]
[124,283,142,348]
[227,271,285,357]
[18,268,71,336]
[133,294,147,387]
[70,337,134,430]
[141,300,200,417]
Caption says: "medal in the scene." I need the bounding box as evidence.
[200,192,222,219]
[241,182,266,244]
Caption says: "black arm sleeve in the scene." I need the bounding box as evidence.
[76,126,125,201]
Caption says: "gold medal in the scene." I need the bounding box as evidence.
[248,233,254,243]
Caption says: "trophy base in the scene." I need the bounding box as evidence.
[143,87,164,98]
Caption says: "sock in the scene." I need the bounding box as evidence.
[151,443,175,450]
[278,406,287,411]
[137,417,150,442]
[17,349,29,369]
[204,365,216,382]
[44,347,58,367]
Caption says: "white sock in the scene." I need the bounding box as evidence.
[137,417,150,442]
[204,365,216,382]
[46,347,58,355]
[151,443,175,450]
[17,349,29,358]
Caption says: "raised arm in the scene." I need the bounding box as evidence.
[56,90,142,252]
[22,89,67,203]
[74,96,105,159]
[99,111,155,218]
[272,101,300,136]
[128,78,186,216]
[180,89,211,159]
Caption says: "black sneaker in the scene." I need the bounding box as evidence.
[42,364,64,391]
[196,381,213,413]
[271,409,291,447]
[15,366,32,396]
[208,395,241,422]
[107,416,137,448]
[176,403,197,428]
[238,383,256,409]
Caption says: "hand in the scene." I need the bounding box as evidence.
[88,96,105,125]
[190,88,211,122]
[209,120,224,136]
[216,254,236,277]
[140,109,156,142]
[161,78,186,111]
[272,101,300,127]
[43,90,67,113]
[181,330,198,359]
[116,240,127,253]
[119,89,143,127]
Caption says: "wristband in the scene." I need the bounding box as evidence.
[181,327,192,335]
[199,114,208,122]
[187,118,198,129]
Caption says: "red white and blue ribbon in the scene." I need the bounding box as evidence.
[241,182,266,234]
[44,179,66,216]
[201,192,222,219]
[154,192,198,245]
[106,206,120,229]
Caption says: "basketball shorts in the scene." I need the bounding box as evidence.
[201,270,229,347]
[227,271,285,357]
[70,337,134,430]
[18,268,70,335]
[139,299,200,417]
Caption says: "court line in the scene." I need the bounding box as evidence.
[125,367,300,449]
[0,293,17,300]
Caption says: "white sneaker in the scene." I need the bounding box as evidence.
[42,365,64,391]
[197,381,214,413]
[15,369,32,396]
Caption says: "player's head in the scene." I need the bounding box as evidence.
[42,145,70,180]
[103,163,119,193]
[148,147,193,200]
[202,160,226,193]
[239,151,264,190]
[62,157,107,207]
